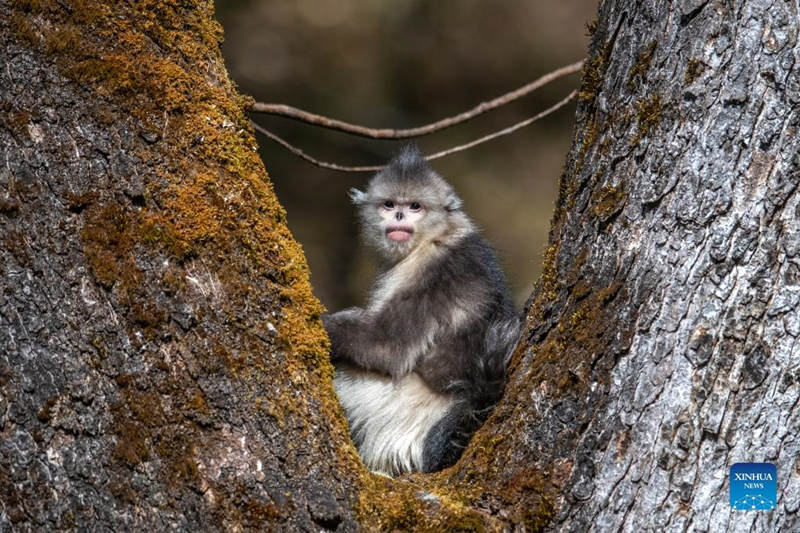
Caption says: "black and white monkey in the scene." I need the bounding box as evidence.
[323,146,520,475]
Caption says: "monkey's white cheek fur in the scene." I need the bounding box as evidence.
[333,364,456,475]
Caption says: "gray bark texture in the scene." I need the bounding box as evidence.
[2,0,800,531]
[530,0,800,530]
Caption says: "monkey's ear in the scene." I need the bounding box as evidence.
[444,192,462,211]
[349,188,367,205]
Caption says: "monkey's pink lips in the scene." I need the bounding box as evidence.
[386,226,414,242]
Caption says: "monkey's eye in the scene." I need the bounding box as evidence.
[409,202,422,211]
[382,200,395,210]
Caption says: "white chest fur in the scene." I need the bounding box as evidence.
[333,364,455,475]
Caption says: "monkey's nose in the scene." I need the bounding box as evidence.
[395,211,404,220]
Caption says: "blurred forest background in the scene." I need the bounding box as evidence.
[215,1,598,310]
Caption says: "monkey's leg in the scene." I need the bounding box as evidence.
[420,401,475,472]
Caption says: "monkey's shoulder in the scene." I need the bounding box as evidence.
[428,232,511,291]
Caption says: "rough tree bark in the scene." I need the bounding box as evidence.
[0,1,361,530]
[527,1,800,530]
[2,0,799,532]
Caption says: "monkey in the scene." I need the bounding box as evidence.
[322,145,520,475]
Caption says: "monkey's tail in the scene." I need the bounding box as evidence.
[472,315,521,409]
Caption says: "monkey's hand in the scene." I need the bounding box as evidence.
[322,307,414,379]
[322,307,364,361]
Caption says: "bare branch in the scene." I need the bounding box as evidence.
[250,60,584,139]
[249,122,384,172]
[250,90,577,173]
[424,90,577,162]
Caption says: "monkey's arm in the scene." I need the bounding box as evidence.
[326,261,485,379]
[322,307,365,360]
[323,296,440,379]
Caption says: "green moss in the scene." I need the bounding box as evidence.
[66,0,106,24]
[631,93,663,144]
[578,41,612,103]
[539,243,561,304]
[12,0,53,12]
[590,185,626,223]
[521,276,627,416]
[37,396,58,422]
[571,283,623,354]
[91,336,105,354]
[9,11,39,45]
[185,390,209,414]
[599,137,612,156]
[65,191,99,212]
[0,103,36,140]
[139,218,188,258]
[45,25,80,54]
[161,265,187,295]
[58,511,78,530]
[564,247,590,289]
[163,171,224,244]
[112,373,210,489]
[576,117,610,176]
[129,301,167,328]
[240,498,281,524]
[356,474,492,532]
[685,58,705,84]
[552,170,574,229]
[426,431,556,532]
[3,230,32,267]
[627,41,657,91]
[157,437,202,487]
[113,420,150,466]
[80,202,136,289]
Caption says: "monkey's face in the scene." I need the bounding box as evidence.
[352,185,453,263]
[358,194,435,261]
[378,199,424,243]
[349,152,462,263]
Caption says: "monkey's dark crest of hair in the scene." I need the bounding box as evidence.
[323,144,521,475]
[389,143,429,177]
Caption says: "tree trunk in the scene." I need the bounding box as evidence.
[2,0,799,532]
[0,1,361,530]
[512,0,800,530]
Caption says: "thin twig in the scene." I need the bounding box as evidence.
[424,89,577,161]
[250,89,577,173]
[250,60,584,139]
[250,122,384,172]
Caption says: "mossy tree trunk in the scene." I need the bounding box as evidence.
[507,0,800,530]
[0,1,361,530]
[2,0,800,532]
